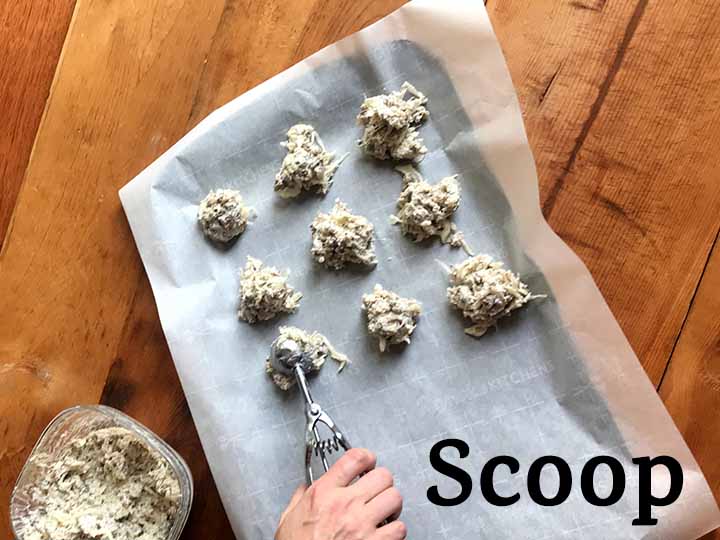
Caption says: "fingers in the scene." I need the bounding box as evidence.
[366,486,403,525]
[350,467,394,502]
[372,520,407,540]
[321,448,376,488]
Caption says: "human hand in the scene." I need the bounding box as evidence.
[275,448,406,540]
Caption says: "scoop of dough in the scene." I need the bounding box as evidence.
[310,200,377,270]
[265,326,349,390]
[447,254,545,337]
[362,284,422,352]
[275,124,345,198]
[391,165,472,255]
[357,82,429,162]
[197,189,253,243]
[237,256,302,324]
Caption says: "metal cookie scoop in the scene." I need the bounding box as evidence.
[270,336,351,484]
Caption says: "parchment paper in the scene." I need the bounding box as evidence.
[119,1,720,538]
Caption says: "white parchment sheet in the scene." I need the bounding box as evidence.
[119,1,720,538]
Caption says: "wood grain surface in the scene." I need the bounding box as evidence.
[660,236,720,510]
[0,0,76,249]
[1,0,718,538]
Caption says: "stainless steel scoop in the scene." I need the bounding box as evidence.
[270,336,351,484]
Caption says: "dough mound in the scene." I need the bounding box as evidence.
[198,188,252,243]
[237,256,302,324]
[447,254,544,337]
[392,165,470,253]
[275,124,344,198]
[357,82,429,161]
[362,284,422,352]
[310,200,377,270]
[266,326,350,390]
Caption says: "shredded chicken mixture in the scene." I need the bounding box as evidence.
[266,326,350,390]
[310,200,377,270]
[447,254,545,337]
[357,82,429,161]
[391,165,472,254]
[275,124,345,198]
[198,188,253,243]
[362,284,422,352]
[19,427,181,540]
[237,256,302,324]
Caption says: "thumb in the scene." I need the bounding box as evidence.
[279,484,307,524]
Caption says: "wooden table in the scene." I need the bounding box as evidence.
[1,0,719,538]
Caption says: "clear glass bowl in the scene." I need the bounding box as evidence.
[10,405,194,540]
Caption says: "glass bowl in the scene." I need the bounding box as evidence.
[10,405,194,540]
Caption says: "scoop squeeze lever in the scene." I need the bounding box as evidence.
[269,337,351,484]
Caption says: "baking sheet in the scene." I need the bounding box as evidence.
[119,1,720,538]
